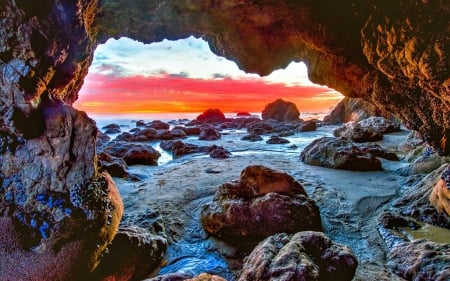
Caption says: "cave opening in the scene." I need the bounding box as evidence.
[74,36,343,119]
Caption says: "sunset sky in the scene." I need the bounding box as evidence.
[74,36,343,114]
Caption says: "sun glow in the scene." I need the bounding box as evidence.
[74,37,343,114]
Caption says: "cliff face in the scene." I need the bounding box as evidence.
[0,0,449,278]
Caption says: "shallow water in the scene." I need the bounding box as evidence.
[93,114,444,280]
[401,222,450,244]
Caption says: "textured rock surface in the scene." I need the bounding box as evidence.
[378,211,450,281]
[392,164,450,228]
[90,226,167,281]
[323,97,394,124]
[196,108,226,123]
[388,239,450,281]
[1,0,450,278]
[237,231,358,281]
[300,137,384,171]
[429,166,450,216]
[101,141,161,166]
[95,1,450,154]
[262,99,300,122]
[200,165,322,246]
[333,122,384,143]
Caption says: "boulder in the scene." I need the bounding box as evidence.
[201,165,322,246]
[0,172,123,280]
[160,140,208,158]
[241,134,263,142]
[115,128,158,142]
[236,112,251,117]
[102,123,121,134]
[237,231,358,281]
[333,122,383,143]
[266,135,290,144]
[359,117,401,134]
[298,120,317,132]
[323,97,394,125]
[97,152,129,178]
[170,127,187,138]
[199,127,221,141]
[96,130,111,149]
[247,121,274,135]
[148,120,170,130]
[210,146,231,159]
[429,165,450,216]
[396,145,450,176]
[184,126,202,135]
[388,239,450,281]
[196,108,226,123]
[102,141,161,166]
[262,99,300,122]
[391,164,450,228]
[300,137,383,171]
[91,226,167,281]
[136,120,147,127]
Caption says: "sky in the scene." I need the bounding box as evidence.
[74,36,343,114]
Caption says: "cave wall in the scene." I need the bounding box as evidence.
[97,0,450,154]
[0,0,449,279]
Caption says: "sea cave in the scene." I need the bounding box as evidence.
[0,1,449,280]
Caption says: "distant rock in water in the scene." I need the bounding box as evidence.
[298,120,317,132]
[236,111,251,117]
[266,135,290,144]
[102,123,121,134]
[237,231,358,281]
[323,97,395,125]
[196,108,226,123]
[241,134,263,142]
[199,126,221,140]
[262,98,300,122]
[201,165,322,247]
[209,146,231,159]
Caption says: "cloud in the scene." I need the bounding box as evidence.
[90,36,318,87]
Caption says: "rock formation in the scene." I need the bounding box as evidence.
[323,97,395,124]
[237,231,358,281]
[200,165,322,246]
[1,0,450,279]
[196,108,226,123]
[300,137,386,171]
[261,99,300,122]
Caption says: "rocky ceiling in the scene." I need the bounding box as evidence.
[1,0,449,153]
[0,0,449,278]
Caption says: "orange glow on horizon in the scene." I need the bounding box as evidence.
[74,73,343,114]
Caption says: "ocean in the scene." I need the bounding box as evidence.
[90,112,333,166]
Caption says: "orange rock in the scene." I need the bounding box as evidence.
[429,178,450,216]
